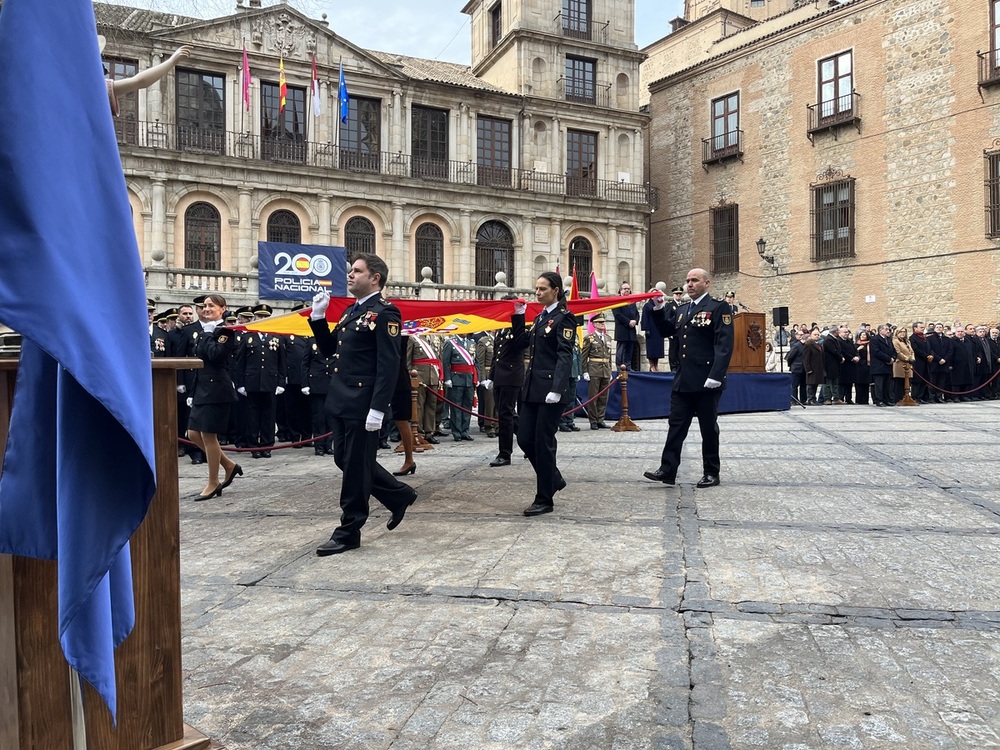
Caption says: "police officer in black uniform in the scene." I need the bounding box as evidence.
[308,253,418,555]
[510,272,577,516]
[279,314,312,446]
[485,293,526,467]
[302,338,336,455]
[643,268,734,488]
[235,303,286,458]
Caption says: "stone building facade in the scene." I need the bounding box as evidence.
[96,0,655,311]
[645,0,1000,327]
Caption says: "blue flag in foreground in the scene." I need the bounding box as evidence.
[0,0,156,721]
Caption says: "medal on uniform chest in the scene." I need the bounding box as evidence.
[544,319,553,335]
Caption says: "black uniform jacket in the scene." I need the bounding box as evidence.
[651,296,734,391]
[302,341,335,394]
[512,305,577,404]
[235,332,287,392]
[192,327,238,405]
[489,314,526,388]
[308,295,402,420]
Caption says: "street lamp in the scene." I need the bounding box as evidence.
[756,236,777,271]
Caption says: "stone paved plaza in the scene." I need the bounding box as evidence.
[177,401,1000,749]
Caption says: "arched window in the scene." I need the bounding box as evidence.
[415,223,444,282]
[568,236,593,292]
[184,202,220,270]
[267,209,301,244]
[475,221,514,287]
[344,216,376,256]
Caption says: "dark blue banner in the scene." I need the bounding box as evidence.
[257,242,347,300]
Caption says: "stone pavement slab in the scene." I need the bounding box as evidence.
[176,401,1000,749]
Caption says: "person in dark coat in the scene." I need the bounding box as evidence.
[390,337,417,476]
[837,327,858,403]
[869,324,897,406]
[641,294,666,371]
[613,281,639,370]
[185,294,241,501]
[950,327,976,401]
[854,332,872,405]
[665,287,684,372]
[822,328,844,404]
[973,326,993,400]
[909,321,933,404]
[785,330,808,403]
[801,328,826,404]
[929,323,953,402]
[484,294,526,467]
[235,304,287,457]
[643,268,735,488]
[279,330,312,444]
[302,339,335,455]
[308,253,417,555]
[510,272,577,516]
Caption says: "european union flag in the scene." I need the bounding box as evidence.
[338,59,350,124]
[0,0,157,721]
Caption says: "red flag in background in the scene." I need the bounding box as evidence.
[586,270,599,334]
[569,263,579,301]
[311,53,321,117]
[241,44,251,111]
[278,56,287,112]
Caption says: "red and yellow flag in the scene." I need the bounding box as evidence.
[278,56,287,113]
[239,294,659,337]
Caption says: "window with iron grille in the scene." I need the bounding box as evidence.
[985,151,1000,238]
[565,56,596,104]
[184,202,221,270]
[411,106,449,180]
[261,82,306,163]
[339,96,381,172]
[710,92,739,157]
[476,116,512,187]
[568,237,593,290]
[176,69,225,153]
[810,177,856,261]
[490,3,502,49]
[818,51,853,121]
[267,210,301,244]
[415,223,444,282]
[566,129,597,196]
[562,0,591,38]
[475,221,514,288]
[345,216,376,256]
[710,204,739,275]
[103,57,138,144]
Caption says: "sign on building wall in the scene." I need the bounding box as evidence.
[257,242,347,300]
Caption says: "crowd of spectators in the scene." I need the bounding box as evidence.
[781,321,1000,406]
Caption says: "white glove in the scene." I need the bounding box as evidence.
[703,378,722,389]
[545,391,560,404]
[202,320,219,333]
[275,386,285,395]
[481,379,493,390]
[310,291,330,320]
[444,380,453,388]
[301,386,310,396]
[583,372,591,382]
[237,387,247,396]
[652,294,667,310]
[365,408,384,432]
[185,397,193,407]
[176,385,186,394]
[513,300,527,315]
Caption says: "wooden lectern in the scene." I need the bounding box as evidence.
[0,358,215,750]
[727,312,766,374]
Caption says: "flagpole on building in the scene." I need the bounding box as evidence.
[334,55,342,154]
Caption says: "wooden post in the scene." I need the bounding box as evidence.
[409,369,430,452]
[899,364,918,406]
[610,366,640,432]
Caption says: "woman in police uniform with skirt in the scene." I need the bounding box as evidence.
[511,271,577,517]
[186,294,242,500]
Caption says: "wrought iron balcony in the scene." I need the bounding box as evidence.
[701,130,744,167]
[554,13,609,44]
[806,92,861,142]
[115,120,658,209]
[978,50,1000,88]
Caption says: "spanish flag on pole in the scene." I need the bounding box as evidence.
[278,56,287,113]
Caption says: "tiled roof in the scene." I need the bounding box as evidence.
[93,2,198,34]
[368,50,511,95]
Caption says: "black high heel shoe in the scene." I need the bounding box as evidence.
[219,463,243,491]
[192,485,223,501]
[392,463,416,476]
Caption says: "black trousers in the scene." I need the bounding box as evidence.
[494,384,519,460]
[282,385,311,439]
[911,362,929,401]
[658,388,722,480]
[309,392,332,451]
[247,391,276,447]
[328,416,415,543]
[854,382,870,404]
[616,340,636,371]
[791,371,808,404]
[516,400,564,506]
[872,374,892,406]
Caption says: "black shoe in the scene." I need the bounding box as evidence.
[316,539,360,556]
[461,435,474,441]
[379,441,391,449]
[260,450,272,458]
[569,425,580,431]
[392,463,416,476]
[590,424,600,430]
[315,448,325,456]
[643,469,675,485]
[387,491,418,531]
[523,503,553,517]
[696,475,720,488]
[192,485,223,501]
[597,422,609,429]
[190,457,205,465]
[251,451,262,458]
[425,435,439,445]
[219,463,243,491]
[433,430,448,437]
[558,426,572,432]
[324,448,336,456]
[489,456,511,467]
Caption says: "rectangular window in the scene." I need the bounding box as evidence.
[261,82,306,163]
[176,69,226,153]
[565,55,596,104]
[818,51,853,121]
[811,177,856,261]
[476,116,511,187]
[104,57,138,145]
[710,204,739,275]
[411,105,449,180]
[710,92,740,157]
[985,151,1000,238]
[566,129,597,196]
[490,3,502,49]
[339,96,381,172]
[562,0,591,40]
[994,1,1000,69]
[750,0,764,6]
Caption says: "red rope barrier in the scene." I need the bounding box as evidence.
[179,433,332,452]
[909,364,1000,397]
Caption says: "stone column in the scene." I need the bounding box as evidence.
[460,209,473,286]
[550,116,561,177]
[239,188,254,272]
[150,178,167,267]
[550,219,562,272]
[317,194,331,245]
[390,89,403,153]
[391,201,406,280]
[520,215,534,290]
[607,125,618,180]
[606,224,619,287]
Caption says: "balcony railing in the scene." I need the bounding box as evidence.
[806,92,861,142]
[701,130,744,166]
[978,50,1000,88]
[559,79,612,108]
[116,120,658,209]
[554,13,609,44]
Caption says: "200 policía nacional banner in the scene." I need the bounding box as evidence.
[258,242,348,300]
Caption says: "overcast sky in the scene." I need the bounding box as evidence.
[113,0,683,62]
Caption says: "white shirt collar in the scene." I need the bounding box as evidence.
[355,291,380,306]
[691,292,710,305]
[543,302,559,314]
